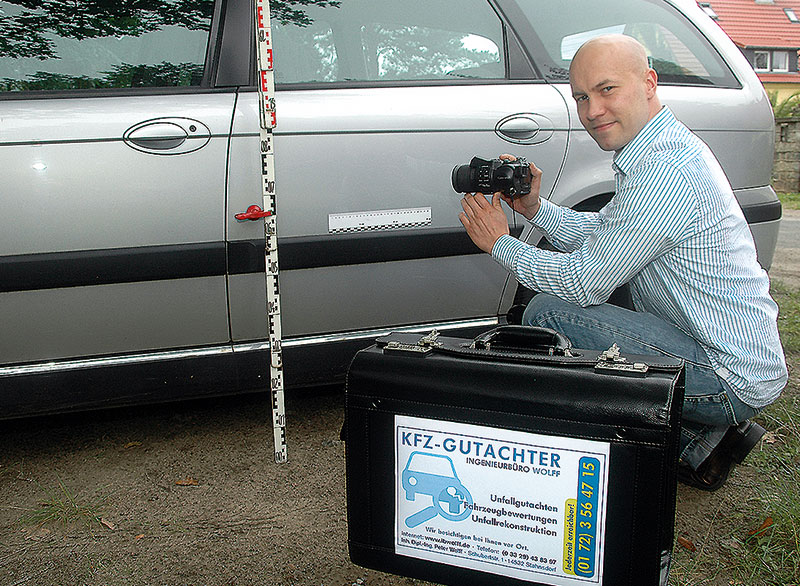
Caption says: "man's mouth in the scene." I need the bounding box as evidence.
[593,121,616,132]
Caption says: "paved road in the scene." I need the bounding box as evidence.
[771,208,800,288]
[778,210,800,248]
[778,208,800,249]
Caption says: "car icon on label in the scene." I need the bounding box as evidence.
[402,451,473,526]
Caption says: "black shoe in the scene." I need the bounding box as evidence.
[726,421,767,464]
[677,421,766,492]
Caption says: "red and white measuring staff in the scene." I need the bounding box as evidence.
[254,0,287,463]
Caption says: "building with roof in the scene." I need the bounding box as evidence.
[698,0,800,100]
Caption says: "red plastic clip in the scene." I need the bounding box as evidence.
[235,205,273,220]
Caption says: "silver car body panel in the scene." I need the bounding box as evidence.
[0,316,499,377]
[0,93,235,362]
[0,94,233,252]
[230,258,512,341]
[227,84,568,341]
[0,278,229,364]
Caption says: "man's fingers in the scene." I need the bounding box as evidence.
[460,194,477,216]
[459,192,510,254]
[461,195,489,226]
[462,193,491,212]
[529,162,544,188]
[460,196,473,217]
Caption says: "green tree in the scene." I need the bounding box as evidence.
[0,0,341,60]
[362,25,501,80]
[769,90,800,118]
[0,0,340,90]
[271,0,340,27]
[0,0,215,60]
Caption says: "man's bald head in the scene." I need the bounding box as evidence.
[568,34,661,152]
[570,34,650,79]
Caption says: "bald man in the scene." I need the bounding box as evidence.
[460,35,786,491]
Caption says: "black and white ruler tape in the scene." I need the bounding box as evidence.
[254,0,287,463]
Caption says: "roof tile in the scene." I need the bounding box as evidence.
[703,0,800,47]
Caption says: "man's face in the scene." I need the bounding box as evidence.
[569,45,657,152]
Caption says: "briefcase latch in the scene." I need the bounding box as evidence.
[383,330,441,355]
[595,344,649,375]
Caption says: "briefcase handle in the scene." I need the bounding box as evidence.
[472,326,572,356]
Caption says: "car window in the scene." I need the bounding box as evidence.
[0,0,213,92]
[271,0,506,84]
[407,454,456,477]
[514,0,739,87]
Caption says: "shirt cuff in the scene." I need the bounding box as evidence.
[491,234,530,273]
[530,198,562,233]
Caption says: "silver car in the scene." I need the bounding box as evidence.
[0,0,781,417]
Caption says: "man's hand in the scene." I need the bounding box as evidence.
[459,192,510,253]
[498,154,543,220]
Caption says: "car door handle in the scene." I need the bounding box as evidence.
[127,122,187,150]
[123,117,211,155]
[495,113,554,145]
[497,116,539,141]
[235,205,273,220]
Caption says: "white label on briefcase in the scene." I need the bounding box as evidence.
[394,415,610,585]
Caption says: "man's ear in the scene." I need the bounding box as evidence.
[645,68,658,98]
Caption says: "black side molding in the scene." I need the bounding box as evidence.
[741,200,782,225]
[229,226,524,274]
[0,227,523,293]
[0,242,226,293]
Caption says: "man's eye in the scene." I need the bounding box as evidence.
[602,86,614,92]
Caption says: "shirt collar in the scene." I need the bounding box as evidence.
[612,106,674,176]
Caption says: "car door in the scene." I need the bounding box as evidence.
[0,0,232,365]
[224,0,570,346]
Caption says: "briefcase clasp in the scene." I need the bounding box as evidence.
[383,330,442,355]
[596,344,649,375]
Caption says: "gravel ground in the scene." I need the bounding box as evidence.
[0,388,429,586]
[0,383,783,586]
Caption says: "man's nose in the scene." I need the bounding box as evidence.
[586,98,605,120]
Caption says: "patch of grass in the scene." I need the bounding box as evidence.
[721,281,800,584]
[777,192,800,211]
[80,553,112,582]
[669,281,800,585]
[773,280,800,357]
[728,391,800,584]
[19,478,106,530]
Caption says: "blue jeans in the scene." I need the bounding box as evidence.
[523,294,760,469]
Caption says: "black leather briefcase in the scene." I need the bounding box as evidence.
[345,326,684,586]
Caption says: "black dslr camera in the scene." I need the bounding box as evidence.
[451,156,531,197]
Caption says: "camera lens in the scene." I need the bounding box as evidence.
[451,164,473,193]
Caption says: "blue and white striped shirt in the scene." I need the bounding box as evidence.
[492,107,787,408]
